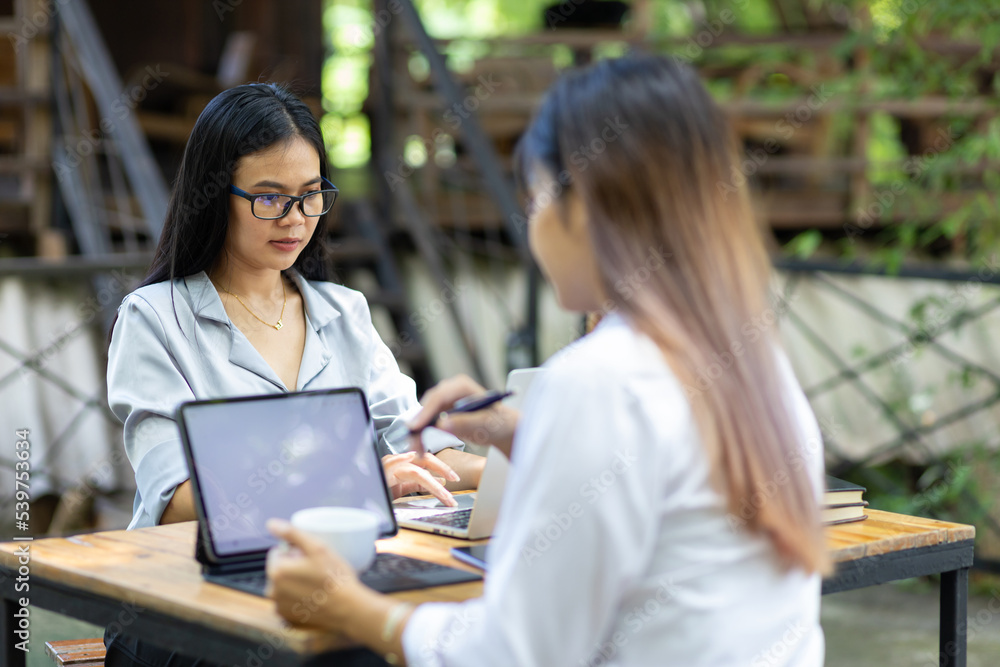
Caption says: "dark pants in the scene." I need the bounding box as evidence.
[104,627,392,667]
[104,627,220,667]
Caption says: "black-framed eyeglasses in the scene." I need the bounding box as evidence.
[229,177,339,220]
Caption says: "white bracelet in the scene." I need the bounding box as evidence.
[381,601,415,664]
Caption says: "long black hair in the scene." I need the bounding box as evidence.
[144,82,331,286]
[109,83,331,341]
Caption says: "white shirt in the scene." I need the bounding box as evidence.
[106,270,462,529]
[403,314,825,667]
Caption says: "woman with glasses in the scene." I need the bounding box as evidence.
[103,83,486,665]
[267,56,829,666]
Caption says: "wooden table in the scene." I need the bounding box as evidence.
[1,509,974,666]
[823,509,975,667]
[0,523,487,666]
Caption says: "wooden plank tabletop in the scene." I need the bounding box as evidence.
[0,508,975,657]
[825,509,975,563]
[0,523,487,656]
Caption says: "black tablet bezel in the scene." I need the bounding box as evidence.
[176,386,400,566]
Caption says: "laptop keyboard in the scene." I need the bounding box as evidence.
[415,508,472,528]
[223,571,269,596]
[208,552,481,596]
[363,552,458,587]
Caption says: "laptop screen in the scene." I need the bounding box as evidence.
[178,388,396,558]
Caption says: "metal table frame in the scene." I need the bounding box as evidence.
[822,538,975,667]
[3,537,976,666]
[0,574,386,666]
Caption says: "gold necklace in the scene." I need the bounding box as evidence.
[221,280,286,330]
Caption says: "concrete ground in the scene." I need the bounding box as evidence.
[822,582,1000,667]
[19,581,1000,666]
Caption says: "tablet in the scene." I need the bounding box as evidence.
[177,387,398,564]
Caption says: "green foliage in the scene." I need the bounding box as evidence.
[867,112,908,186]
[768,0,1000,266]
[857,443,998,527]
[322,0,1000,262]
[862,1,1000,265]
[785,229,823,259]
[320,0,795,168]
[322,0,557,167]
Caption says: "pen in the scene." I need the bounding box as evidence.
[408,390,514,437]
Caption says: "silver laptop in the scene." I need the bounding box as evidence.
[395,368,542,539]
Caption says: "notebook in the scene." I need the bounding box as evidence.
[822,476,868,525]
[394,368,543,539]
[824,476,866,506]
[176,387,481,595]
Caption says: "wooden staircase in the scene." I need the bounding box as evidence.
[0,0,56,257]
[0,1,439,390]
[333,200,435,393]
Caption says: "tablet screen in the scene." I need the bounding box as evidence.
[179,388,396,557]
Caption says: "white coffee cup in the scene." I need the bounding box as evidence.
[289,506,380,572]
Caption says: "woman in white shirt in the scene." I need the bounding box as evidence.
[267,55,830,667]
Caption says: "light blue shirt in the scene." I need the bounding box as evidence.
[107,270,462,529]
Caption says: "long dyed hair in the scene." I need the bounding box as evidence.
[517,55,828,574]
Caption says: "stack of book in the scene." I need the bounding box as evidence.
[823,476,868,525]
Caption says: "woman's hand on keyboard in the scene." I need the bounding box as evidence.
[382,451,459,507]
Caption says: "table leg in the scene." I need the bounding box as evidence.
[2,596,28,667]
[939,567,968,667]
